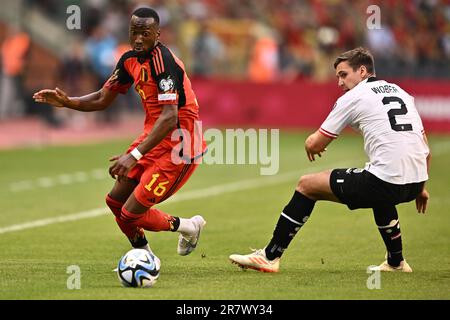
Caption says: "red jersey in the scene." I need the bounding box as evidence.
[104,42,205,160]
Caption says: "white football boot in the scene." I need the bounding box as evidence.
[369,260,413,272]
[229,248,280,273]
[177,215,206,256]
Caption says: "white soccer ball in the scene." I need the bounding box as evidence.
[117,249,161,288]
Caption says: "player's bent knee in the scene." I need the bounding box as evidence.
[105,194,124,218]
[296,173,330,201]
[105,194,123,208]
[296,175,311,195]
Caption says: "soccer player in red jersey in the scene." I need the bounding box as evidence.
[33,7,207,257]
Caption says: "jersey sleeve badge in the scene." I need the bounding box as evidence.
[157,76,177,103]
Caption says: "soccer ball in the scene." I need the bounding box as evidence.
[117,249,160,288]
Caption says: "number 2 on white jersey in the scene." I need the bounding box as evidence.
[382,96,413,132]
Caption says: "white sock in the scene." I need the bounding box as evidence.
[177,217,196,236]
[137,243,153,254]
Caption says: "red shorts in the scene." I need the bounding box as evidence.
[127,147,199,208]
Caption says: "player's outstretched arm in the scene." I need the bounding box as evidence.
[305,130,333,162]
[33,87,118,112]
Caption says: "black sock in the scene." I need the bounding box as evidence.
[170,216,181,232]
[265,191,316,260]
[373,206,403,267]
[128,228,148,248]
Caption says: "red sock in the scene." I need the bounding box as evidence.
[107,194,177,234]
[139,208,178,232]
[106,195,148,247]
[117,207,143,239]
[105,194,123,218]
[106,194,136,237]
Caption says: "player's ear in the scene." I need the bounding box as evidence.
[359,65,367,78]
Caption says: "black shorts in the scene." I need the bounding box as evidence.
[330,168,425,210]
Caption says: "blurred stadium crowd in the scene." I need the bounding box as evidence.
[1,0,450,126]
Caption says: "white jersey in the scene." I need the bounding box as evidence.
[319,77,429,185]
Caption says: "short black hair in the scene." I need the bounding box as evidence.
[131,7,160,24]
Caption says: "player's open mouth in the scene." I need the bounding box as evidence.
[134,46,144,52]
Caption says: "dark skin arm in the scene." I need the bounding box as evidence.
[33,87,118,111]
[108,104,178,181]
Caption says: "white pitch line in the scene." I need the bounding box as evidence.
[6,140,448,194]
[0,160,351,235]
[166,169,304,203]
[9,168,108,193]
[0,208,108,234]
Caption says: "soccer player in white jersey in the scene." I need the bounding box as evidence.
[230,47,431,273]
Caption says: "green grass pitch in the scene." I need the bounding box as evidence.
[0,131,449,299]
